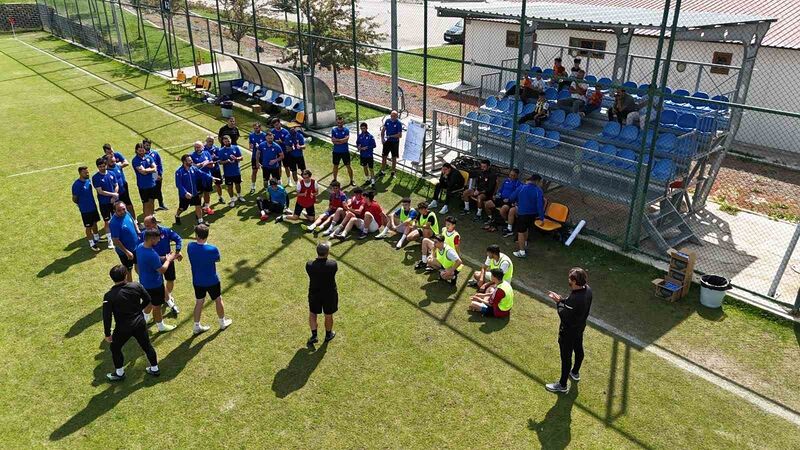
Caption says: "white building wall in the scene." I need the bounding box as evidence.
[462,21,800,152]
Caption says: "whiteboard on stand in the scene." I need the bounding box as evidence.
[402,120,425,164]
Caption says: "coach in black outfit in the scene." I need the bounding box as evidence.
[103,265,160,382]
[218,116,240,145]
[305,242,338,346]
[546,267,593,394]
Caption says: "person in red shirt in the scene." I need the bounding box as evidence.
[329,187,366,238]
[468,269,511,318]
[336,190,388,240]
[305,180,348,233]
[284,170,318,222]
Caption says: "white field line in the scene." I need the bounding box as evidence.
[458,254,800,428]
[7,163,81,178]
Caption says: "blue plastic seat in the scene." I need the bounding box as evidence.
[639,83,650,91]
[676,113,698,131]
[659,109,678,127]
[542,68,554,78]
[651,159,674,181]
[293,101,305,112]
[599,144,618,164]
[521,102,535,116]
[546,109,566,126]
[663,86,672,96]
[599,121,621,139]
[585,75,597,83]
[482,96,498,110]
[671,89,691,105]
[562,112,581,130]
[542,130,560,148]
[583,140,600,152]
[710,95,729,111]
[690,91,710,108]
[697,116,717,134]
[544,87,557,101]
[656,133,677,151]
[531,66,542,74]
[582,140,601,161]
[623,81,638,90]
[557,89,571,100]
[598,77,612,89]
[518,123,531,134]
[477,114,492,125]
[505,80,516,92]
[617,125,639,144]
[496,97,510,112]
[527,127,546,146]
[616,149,637,170]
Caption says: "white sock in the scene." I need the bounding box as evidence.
[476,210,482,217]
[166,298,175,308]
[399,235,406,245]
[156,321,164,330]
[464,202,469,210]
[219,317,227,325]
[143,312,151,322]
[421,255,428,264]
[88,239,95,246]
[308,224,316,231]
[250,182,256,189]
[93,233,101,241]
[507,224,513,231]
[194,321,201,328]
[115,368,124,376]
[149,365,158,371]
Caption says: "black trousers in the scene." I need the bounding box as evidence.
[558,330,585,386]
[110,323,158,369]
[154,178,165,205]
[433,176,463,204]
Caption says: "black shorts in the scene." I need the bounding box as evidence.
[493,197,512,208]
[211,168,223,185]
[382,141,399,158]
[294,203,315,217]
[282,154,292,168]
[118,188,132,206]
[516,214,535,233]
[146,284,166,306]
[287,155,306,173]
[309,294,338,315]
[179,194,201,210]
[262,166,281,181]
[99,203,114,221]
[164,260,176,281]
[194,282,221,300]
[80,210,100,228]
[116,250,136,269]
[359,155,374,168]
[198,177,213,193]
[332,152,351,166]
[138,186,156,202]
[224,175,242,186]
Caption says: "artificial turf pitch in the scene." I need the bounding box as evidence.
[0,34,798,448]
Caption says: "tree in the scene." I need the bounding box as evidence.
[280,0,385,72]
[268,0,296,26]
[220,0,251,55]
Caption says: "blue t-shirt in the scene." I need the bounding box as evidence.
[510,183,545,219]
[191,150,214,173]
[112,151,126,164]
[249,131,267,148]
[109,212,140,254]
[258,141,283,168]
[135,244,164,289]
[141,225,182,256]
[72,179,97,213]
[218,145,243,176]
[286,132,305,158]
[272,127,290,150]
[175,166,212,197]
[187,241,221,287]
[147,150,163,175]
[91,171,118,205]
[497,178,522,200]
[356,131,376,156]
[383,118,403,142]
[131,154,157,189]
[108,163,127,192]
[394,207,418,220]
[267,185,288,206]
[331,126,350,154]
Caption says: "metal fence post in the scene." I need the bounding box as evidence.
[350,0,359,126]
[390,0,398,111]
[183,0,198,73]
[117,0,134,63]
[214,0,224,53]
[250,0,259,62]
[768,223,800,298]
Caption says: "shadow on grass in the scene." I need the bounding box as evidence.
[696,305,726,322]
[467,313,510,334]
[528,383,579,450]
[51,330,221,441]
[37,239,98,278]
[271,343,329,399]
[65,304,103,338]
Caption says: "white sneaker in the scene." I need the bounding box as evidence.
[237,195,245,201]
[429,200,439,209]
[439,205,449,214]
[322,227,334,236]
[157,322,176,332]
[229,199,236,207]
[107,240,115,249]
[287,180,294,187]
[220,317,233,330]
[193,324,210,335]
[513,250,527,258]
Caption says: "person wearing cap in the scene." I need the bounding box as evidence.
[187,224,232,334]
[416,234,462,286]
[142,138,167,211]
[257,178,289,222]
[174,154,217,226]
[469,244,513,290]
[305,242,338,345]
[135,228,178,332]
[92,157,119,250]
[468,268,513,318]
[141,215,182,317]
[382,197,416,244]
[509,174,545,258]
[530,69,546,97]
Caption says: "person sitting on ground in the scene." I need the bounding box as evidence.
[440,216,461,255]
[416,234,462,285]
[469,244,514,290]
[461,159,496,220]
[483,168,521,232]
[283,170,318,223]
[385,197,417,246]
[335,190,389,240]
[468,268,513,318]
[256,178,289,222]
[429,163,465,214]
[305,180,347,233]
[323,187,365,237]
[401,201,438,249]
[608,88,637,124]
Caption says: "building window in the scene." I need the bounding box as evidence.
[711,52,732,75]
[568,37,607,59]
[506,30,520,48]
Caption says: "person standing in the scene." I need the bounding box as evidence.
[142,215,182,316]
[187,224,232,334]
[305,242,338,346]
[257,132,284,187]
[330,116,354,186]
[190,141,217,216]
[285,126,307,187]
[203,136,225,205]
[271,119,292,186]
[105,152,136,220]
[509,174,545,258]
[109,201,141,281]
[174,154,216,225]
[378,111,403,180]
[92,157,119,250]
[142,139,168,211]
[546,267,593,394]
[136,229,178,332]
[356,122,376,187]
[72,166,102,252]
[131,142,158,220]
[219,116,241,146]
[218,135,245,207]
[103,265,160,381]
[247,122,266,194]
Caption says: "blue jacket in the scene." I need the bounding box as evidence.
[141,225,182,256]
[510,182,545,219]
[175,165,212,198]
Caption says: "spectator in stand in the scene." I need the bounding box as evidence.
[519,93,550,126]
[509,174,545,259]
[461,159,497,220]
[608,88,638,124]
[429,163,465,215]
[483,168,521,232]
[530,69,546,97]
[570,58,582,77]
[468,268,514,318]
[553,57,568,90]
[584,89,603,115]
[558,69,588,113]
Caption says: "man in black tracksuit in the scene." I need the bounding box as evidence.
[103,264,160,381]
[546,267,593,393]
[429,163,465,215]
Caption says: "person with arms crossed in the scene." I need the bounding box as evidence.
[187,224,232,334]
[247,122,267,194]
[92,157,119,250]
[257,132,284,187]
[285,126,307,187]
[283,169,317,222]
[174,154,217,226]
[305,242,338,346]
[142,215,182,316]
[72,166,102,252]
[428,163,465,214]
[356,122,376,187]
[378,110,402,180]
[468,268,513,318]
[509,174,545,258]
[218,135,245,207]
[105,152,136,220]
[304,180,346,233]
[271,119,292,186]
[330,116,354,186]
[131,142,158,220]
[109,201,141,281]
[135,228,178,332]
[142,138,168,211]
[203,136,225,205]
[380,197,416,244]
[469,244,513,290]
[257,178,289,222]
[103,265,160,381]
[190,141,217,216]
[546,267,593,394]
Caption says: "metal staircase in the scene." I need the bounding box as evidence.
[642,198,701,251]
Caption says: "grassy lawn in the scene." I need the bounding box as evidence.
[376,45,463,85]
[2,33,800,448]
[335,97,384,124]
[190,5,295,48]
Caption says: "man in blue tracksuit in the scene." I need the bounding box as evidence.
[143,138,168,211]
[509,174,545,258]
[142,215,183,317]
[174,154,216,226]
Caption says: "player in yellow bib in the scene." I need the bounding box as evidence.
[402,202,438,249]
[469,268,514,318]
[469,244,513,290]
[418,234,462,285]
[417,216,460,270]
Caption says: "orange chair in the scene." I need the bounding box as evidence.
[287,111,305,128]
[535,202,569,237]
[181,75,198,92]
[169,70,186,90]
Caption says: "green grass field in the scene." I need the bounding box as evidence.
[376,45,463,85]
[2,33,800,448]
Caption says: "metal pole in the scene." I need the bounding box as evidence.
[350,0,359,126]
[109,0,124,53]
[422,0,427,122]
[117,0,134,63]
[306,0,317,127]
[100,0,115,54]
[294,0,306,126]
[250,0,260,62]
[508,0,528,166]
[138,3,152,70]
[768,223,800,298]
[183,0,198,74]
[169,12,181,69]
[206,18,219,91]
[159,7,175,76]
[390,0,398,111]
[214,0,224,53]
[85,0,100,49]
[73,0,84,43]
[62,0,76,43]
